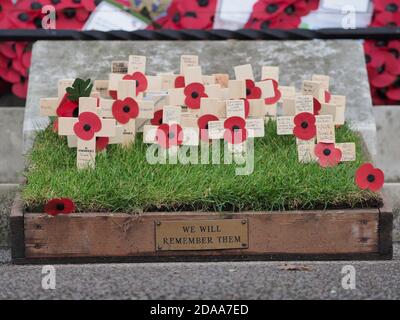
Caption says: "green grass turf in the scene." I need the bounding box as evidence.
[21,121,382,213]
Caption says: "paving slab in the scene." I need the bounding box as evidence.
[0,108,24,183]
[24,40,377,154]
[0,244,399,300]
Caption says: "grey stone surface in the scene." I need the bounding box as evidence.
[0,108,24,183]
[24,40,376,154]
[0,244,399,300]
[0,184,18,247]
[373,107,400,182]
[383,183,400,242]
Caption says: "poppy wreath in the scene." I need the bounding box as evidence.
[245,0,320,30]
[293,112,316,140]
[184,82,208,109]
[355,162,385,192]
[148,0,218,30]
[123,71,148,96]
[44,198,75,216]
[73,111,102,140]
[112,97,139,124]
[223,116,248,144]
[156,123,184,149]
[0,0,103,99]
[198,114,219,141]
[366,1,400,105]
[314,142,342,168]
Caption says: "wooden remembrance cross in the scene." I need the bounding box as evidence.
[58,97,116,169]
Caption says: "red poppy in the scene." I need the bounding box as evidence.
[123,72,148,95]
[371,11,400,27]
[12,76,28,98]
[112,97,139,124]
[151,109,164,126]
[355,163,384,192]
[56,93,79,117]
[245,79,262,99]
[156,123,183,149]
[387,77,400,100]
[96,137,109,152]
[223,116,247,144]
[73,112,102,141]
[325,90,331,103]
[44,198,75,216]
[293,112,316,140]
[198,114,219,141]
[374,0,400,13]
[177,0,217,29]
[262,78,281,104]
[367,51,400,88]
[313,97,321,115]
[184,82,208,109]
[314,143,342,168]
[109,90,118,100]
[175,75,185,88]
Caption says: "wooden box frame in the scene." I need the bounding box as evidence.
[10,193,392,264]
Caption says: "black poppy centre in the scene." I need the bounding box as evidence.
[323,148,331,156]
[266,4,279,13]
[56,203,65,211]
[83,124,92,132]
[197,0,209,7]
[191,91,199,99]
[301,121,309,129]
[135,80,139,87]
[232,125,241,132]
[367,174,376,183]
[72,107,79,118]
[246,88,251,96]
[377,64,386,74]
[123,105,131,113]
[386,3,398,12]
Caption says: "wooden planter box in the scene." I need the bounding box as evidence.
[10,194,393,264]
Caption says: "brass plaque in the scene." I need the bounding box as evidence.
[155,219,248,251]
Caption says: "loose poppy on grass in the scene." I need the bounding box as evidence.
[175,75,185,88]
[73,112,102,140]
[156,123,183,149]
[355,163,384,192]
[293,112,316,140]
[151,109,163,126]
[223,116,247,144]
[112,97,139,124]
[314,142,342,168]
[123,71,148,95]
[245,79,262,99]
[44,198,75,216]
[198,114,219,141]
[184,82,208,109]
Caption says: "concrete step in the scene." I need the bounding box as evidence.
[0,184,18,247]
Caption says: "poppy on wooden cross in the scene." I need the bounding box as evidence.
[58,97,116,169]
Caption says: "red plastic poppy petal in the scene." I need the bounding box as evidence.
[12,81,28,98]
[370,168,385,192]
[355,163,374,189]
[387,88,400,100]
[184,82,205,96]
[79,112,102,132]
[96,137,109,151]
[175,76,185,88]
[224,116,246,130]
[151,110,163,126]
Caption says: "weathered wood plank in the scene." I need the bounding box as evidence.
[24,209,379,258]
[10,193,25,259]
